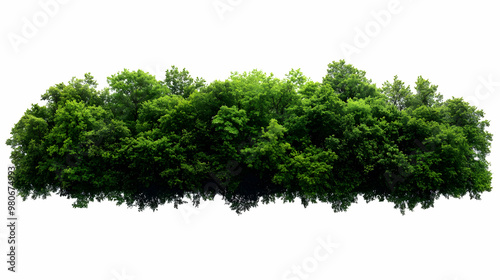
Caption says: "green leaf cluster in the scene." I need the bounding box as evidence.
[6,61,493,214]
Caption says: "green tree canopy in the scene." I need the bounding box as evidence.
[6,61,493,214]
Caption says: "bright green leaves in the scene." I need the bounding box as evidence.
[412,76,443,108]
[6,109,51,200]
[212,105,249,139]
[227,69,301,131]
[285,68,310,91]
[241,119,291,170]
[41,74,103,116]
[381,75,412,111]
[164,65,205,98]
[345,98,373,124]
[441,97,492,161]
[381,75,443,111]
[107,69,168,132]
[5,61,494,215]
[211,105,250,165]
[137,95,183,132]
[7,110,48,151]
[260,118,287,141]
[322,60,379,102]
[296,82,345,147]
[237,118,291,201]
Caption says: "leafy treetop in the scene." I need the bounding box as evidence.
[6,61,493,214]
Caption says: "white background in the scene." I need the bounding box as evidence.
[1,0,499,279]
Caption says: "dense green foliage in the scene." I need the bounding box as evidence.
[6,61,493,214]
